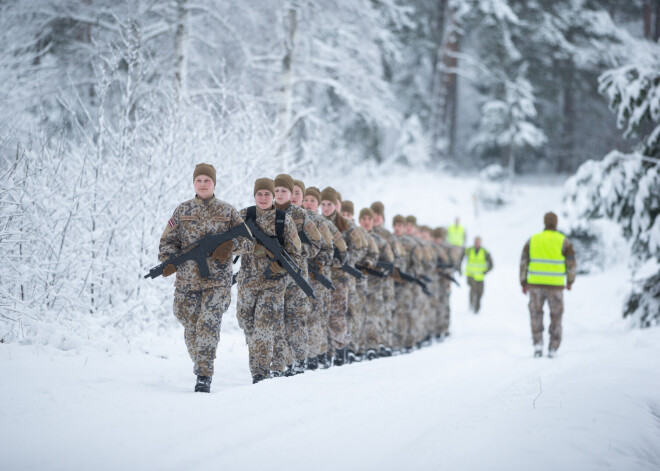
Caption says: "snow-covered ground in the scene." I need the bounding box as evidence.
[1,170,659,471]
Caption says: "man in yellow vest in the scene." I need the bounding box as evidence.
[520,212,577,358]
[447,217,466,273]
[464,236,493,314]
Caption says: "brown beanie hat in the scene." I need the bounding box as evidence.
[359,208,374,220]
[342,200,354,215]
[321,187,338,205]
[370,201,385,216]
[336,191,342,202]
[420,225,431,234]
[293,179,305,194]
[393,214,405,225]
[274,174,294,192]
[254,177,275,196]
[193,163,216,186]
[406,215,417,225]
[431,227,443,239]
[544,211,558,230]
[305,186,321,203]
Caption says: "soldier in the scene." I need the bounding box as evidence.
[419,225,441,344]
[341,200,376,362]
[292,179,333,371]
[321,187,362,366]
[520,212,577,358]
[405,215,428,348]
[236,178,302,383]
[432,227,454,339]
[359,207,395,359]
[463,236,494,314]
[159,163,253,393]
[371,202,403,352]
[271,174,322,376]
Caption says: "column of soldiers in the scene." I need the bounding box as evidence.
[156,164,576,393]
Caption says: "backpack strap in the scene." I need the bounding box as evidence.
[275,209,286,247]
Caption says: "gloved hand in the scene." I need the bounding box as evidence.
[566,283,572,291]
[522,283,528,295]
[212,240,233,263]
[254,244,274,259]
[268,260,287,276]
[393,268,403,283]
[163,264,177,277]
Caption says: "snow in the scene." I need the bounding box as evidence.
[1,169,660,471]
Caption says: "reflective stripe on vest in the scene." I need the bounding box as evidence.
[447,224,465,247]
[527,230,566,286]
[466,247,487,281]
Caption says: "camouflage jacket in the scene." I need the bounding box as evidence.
[375,225,405,270]
[237,205,302,287]
[159,196,253,292]
[395,233,424,275]
[275,202,322,261]
[305,208,334,267]
[324,212,365,269]
[358,226,380,268]
[520,236,576,289]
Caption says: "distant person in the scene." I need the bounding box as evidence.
[463,236,493,314]
[158,164,253,392]
[447,217,466,273]
[520,212,577,358]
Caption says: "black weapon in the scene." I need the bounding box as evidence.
[436,261,461,286]
[355,264,387,278]
[397,269,432,296]
[144,223,253,279]
[245,218,316,299]
[308,262,336,290]
[298,230,312,245]
[341,263,364,279]
[376,261,394,275]
[419,274,432,283]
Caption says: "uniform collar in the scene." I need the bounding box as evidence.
[256,204,275,215]
[195,195,216,205]
[274,201,291,211]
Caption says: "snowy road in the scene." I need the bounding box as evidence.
[1,171,659,471]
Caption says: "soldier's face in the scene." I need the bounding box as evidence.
[393,223,404,235]
[405,223,417,235]
[360,215,373,231]
[321,200,336,217]
[255,190,274,210]
[291,186,304,206]
[303,195,319,211]
[341,211,353,221]
[274,187,291,205]
[373,213,384,227]
[194,175,214,200]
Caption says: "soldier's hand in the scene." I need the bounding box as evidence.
[212,240,233,263]
[268,260,286,276]
[162,264,177,277]
[522,284,528,295]
[566,283,572,291]
[254,244,274,259]
[393,268,403,283]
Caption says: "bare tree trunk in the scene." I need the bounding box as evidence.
[644,0,652,39]
[441,10,459,161]
[559,65,575,173]
[277,4,298,170]
[174,0,188,103]
[429,0,447,163]
[655,0,660,41]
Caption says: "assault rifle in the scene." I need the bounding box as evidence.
[436,261,461,287]
[244,218,316,300]
[397,268,432,296]
[355,260,394,278]
[332,247,364,280]
[308,262,336,291]
[144,223,253,279]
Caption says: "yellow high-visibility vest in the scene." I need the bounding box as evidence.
[527,230,566,286]
[447,224,465,247]
[466,247,488,281]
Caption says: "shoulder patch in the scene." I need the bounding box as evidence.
[180,216,196,221]
[212,216,230,222]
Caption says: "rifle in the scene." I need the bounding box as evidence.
[436,261,461,287]
[144,223,253,279]
[341,263,365,280]
[308,262,336,291]
[397,268,432,296]
[355,264,386,278]
[244,218,316,300]
[376,261,394,275]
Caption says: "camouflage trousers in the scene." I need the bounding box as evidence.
[411,285,427,344]
[272,269,311,370]
[393,282,414,350]
[528,286,564,351]
[437,278,451,336]
[173,288,230,377]
[328,270,350,349]
[236,280,286,378]
[468,277,484,313]
[348,277,367,353]
[307,274,330,358]
[382,278,396,347]
[363,284,386,352]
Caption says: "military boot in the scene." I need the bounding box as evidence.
[318,352,331,369]
[291,359,306,375]
[333,347,347,366]
[379,345,393,357]
[306,356,319,370]
[194,375,212,393]
[365,349,378,361]
[534,344,543,358]
[347,349,362,363]
[252,373,268,384]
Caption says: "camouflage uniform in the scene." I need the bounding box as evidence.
[349,226,377,356]
[375,226,404,348]
[271,202,322,373]
[362,230,394,356]
[520,236,577,352]
[159,196,253,377]
[435,241,455,337]
[419,240,437,343]
[393,234,423,351]
[236,205,302,380]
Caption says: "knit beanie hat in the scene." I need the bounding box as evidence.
[342,200,354,215]
[359,208,374,220]
[393,214,405,225]
[305,186,321,203]
[544,211,558,230]
[193,163,216,186]
[254,177,275,196]
[336,191,342,202]
[274,174,294,192]
[405,215,417,225]
[293,179,305,193]
[321,187,338,205]
[370,201,384,216]
[432,227,447,239]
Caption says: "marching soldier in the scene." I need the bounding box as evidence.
[520,212,577,358]
[463,236,494,314]
[432,227,454,338]
[158,163,253,393]
[236,178,302,383]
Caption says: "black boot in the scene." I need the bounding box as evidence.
[379,345,393,357]
[307,356,319,370]
[252,373,267,384]
[291,359,306,375]
[333,347,347,366]
[194,375,212,393]
[319,352,331,369]
[347,349,362,363]
[365,349,378,361]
